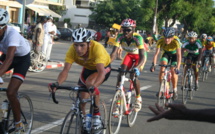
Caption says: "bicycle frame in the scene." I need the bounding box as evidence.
[159,65,173,99]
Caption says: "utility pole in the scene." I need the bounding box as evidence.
[152,0,158,34]
[21,0,26,34]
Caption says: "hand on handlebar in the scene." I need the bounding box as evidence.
[48,82,59,93]
[174,68,180,75]
[133,67,140,76]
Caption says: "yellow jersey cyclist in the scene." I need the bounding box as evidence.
[110,18,147,112]
[48,28,111,132]
[202,36,215,72]
[0,9,31,133]
[150,27,181,100]
[181,31,202,90]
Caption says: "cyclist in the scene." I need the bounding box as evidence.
[48,28,111,132]
[0,9,31,133]
[110,18,147,112]
[150,27,181,100]
[200,33,207,46]
[181,31,202,90]
[202,36,215,72]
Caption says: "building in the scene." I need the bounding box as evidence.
[0,0,22,23]
[61,0,103,28]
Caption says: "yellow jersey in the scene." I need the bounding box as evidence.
[203,41,215,50]
[65,40,111,70]
[156,36,181,54]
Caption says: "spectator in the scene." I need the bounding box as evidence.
[147,103,215,123]
[95,30,102,42]
[32,17,46,54]
[42,16,55,61]
[104,29,111,48]
[47,21,57,62]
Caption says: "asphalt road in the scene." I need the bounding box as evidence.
[1,40,215,134]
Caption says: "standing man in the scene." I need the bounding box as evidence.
[0,8,31,133]
[32,17,46,54]
[42,16,55,61]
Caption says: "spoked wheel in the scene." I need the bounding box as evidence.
[189,75,195,100]
[29,51,47,73]
[157,80,166,108]
[108,90,123,134]
[127,89,138,127]
[182,74,189,104]
[7,93,34,134]
[99,100,107,134]
[60,110,82,134]
[202,70,207,82]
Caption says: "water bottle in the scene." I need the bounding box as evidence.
[85,114,92,131]
[1,100,8,119]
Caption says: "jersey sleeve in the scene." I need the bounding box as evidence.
[156,38,163,48]
[134,35,144,49]
[8,32,20,47]
[114,34,123,47]
[65,45,75,64]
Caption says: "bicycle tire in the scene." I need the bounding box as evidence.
[6,93,34,134]
[60,110,82,134]
[182,74,189,104]
[29,51,47,73]
[188,74,194,100]
[157,80,166,108]
[108,90,123,134]
[99,100,107,134]
[127,89,138,127]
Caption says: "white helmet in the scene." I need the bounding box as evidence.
[0,8,9,25]
[201,33,207,39]
[187,31,198,38]
[72,28,92,42]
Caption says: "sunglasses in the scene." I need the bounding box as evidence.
[0,25,6,30]
[123,29,132,33]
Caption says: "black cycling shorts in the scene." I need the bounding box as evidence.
[186,53,198,63]
[0,53,30,81]
[78,64,111,86]
[160,52,177,65]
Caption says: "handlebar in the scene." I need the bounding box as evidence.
[50,85,88,104]
[158,64,175,68]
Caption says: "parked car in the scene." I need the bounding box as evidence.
[58,28,73,41]
[54,29,61,41]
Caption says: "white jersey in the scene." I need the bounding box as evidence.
[0,26,30,56]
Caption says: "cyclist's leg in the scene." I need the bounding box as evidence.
[6,53,30,132]
[170,54,178,99]
[159,53,168,83]
[192,55,199,89]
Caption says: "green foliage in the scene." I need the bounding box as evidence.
[90,0,215,35]
[49,5,67,16]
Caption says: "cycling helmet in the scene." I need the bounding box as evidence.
[201,33,207,39]
[206,36,213,42]
[72,28,92,43]
[163,27,175,38]
[187,31,198,38]
[121,18,136,28]
[0,8,9,25]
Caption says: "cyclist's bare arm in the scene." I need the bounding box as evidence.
[198,48,203,61]
[48,62,72,92]
[0,46,16,76]
[135,49,145,69]
[86,63,106,88]
[176,48,181,69]
[152,47,160,65]
[110,46,119,62]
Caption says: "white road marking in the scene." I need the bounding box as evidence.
[31,118,64,134]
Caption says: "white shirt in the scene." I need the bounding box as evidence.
[0,26,30,56]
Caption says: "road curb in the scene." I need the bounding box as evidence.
[46,62,64,69]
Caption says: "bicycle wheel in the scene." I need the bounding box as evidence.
[108,90,123,134]
[188,75,194,100]
[182,74,189,104]
[99,100,107,134]
[157,80,166,108]
[7,93,34,133]
[60,110,82,134]
[127,89,137,127]
[32,52,47,73]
